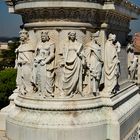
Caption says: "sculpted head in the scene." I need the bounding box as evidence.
[108,33,116,42]
[92,31,100,42]
[41,31,50,42]
[68,31,76,42]
[19,29,29,43]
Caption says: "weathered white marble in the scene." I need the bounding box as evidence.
[15,29,35,95]
[0,91,17,131]
[3,0,140,140]
[59,32,84,97]
[33,31,55,97]
[84,31,103,96]
[104,33,120,94]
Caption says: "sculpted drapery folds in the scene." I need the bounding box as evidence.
[84,31,103,96]
[104,33,120,94]
[59,32,85,97]
[33,31,55,97]
[15,29,35,95]
[14,30,122,98]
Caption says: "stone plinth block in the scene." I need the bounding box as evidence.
[6,95,119,140]
[6,83,140,140]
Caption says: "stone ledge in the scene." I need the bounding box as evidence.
[15,95,113,111]
[24,21,94,29]
[111,83,139,108]
[15,1,102,10]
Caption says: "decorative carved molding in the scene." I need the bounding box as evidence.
[17,8,96,25]
[14,95,112,111]
[7,104,111,127]
[5,0,140,13]
[127,126,139,140]
[98,11,130,31]
[16,7,131,33]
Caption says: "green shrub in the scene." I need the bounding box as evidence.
[0,68,16,109]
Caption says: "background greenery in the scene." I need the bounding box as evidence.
[0,68,16,109]
[0,38,19,70]
[0,39,18,109]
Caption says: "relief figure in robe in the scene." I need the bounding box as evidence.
[33,31,55,97]
[15,29,34,95]
[84,31,103,96]
[104,33,120,94]
[60,31,85,97]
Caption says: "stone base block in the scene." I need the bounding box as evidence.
[6,122,110,140]
[6,95,120,140]
[6,84,140,140]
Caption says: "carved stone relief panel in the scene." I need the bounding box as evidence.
[15,28,123,99]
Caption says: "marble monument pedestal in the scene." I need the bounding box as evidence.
[6,82,140,140]
[4,1,140,140]
[0,92,17,131]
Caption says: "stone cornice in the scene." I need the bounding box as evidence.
[14,1,102,10]
[5,0,140,20]
[17,8,97,27]
[24,21,94,29]
[6,0,105,5]
[104,0,140,17]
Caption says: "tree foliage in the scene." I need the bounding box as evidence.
[0,38,19,70]
[0,68,16,109]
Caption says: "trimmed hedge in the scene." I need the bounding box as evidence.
[0,68,16,109]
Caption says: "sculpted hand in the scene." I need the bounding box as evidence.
[59,63,64,67]
[40,61,46,66]
[15,48,18,53]
[22,61,27,65]
[87,64,91,69]
[14,65,17,69]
